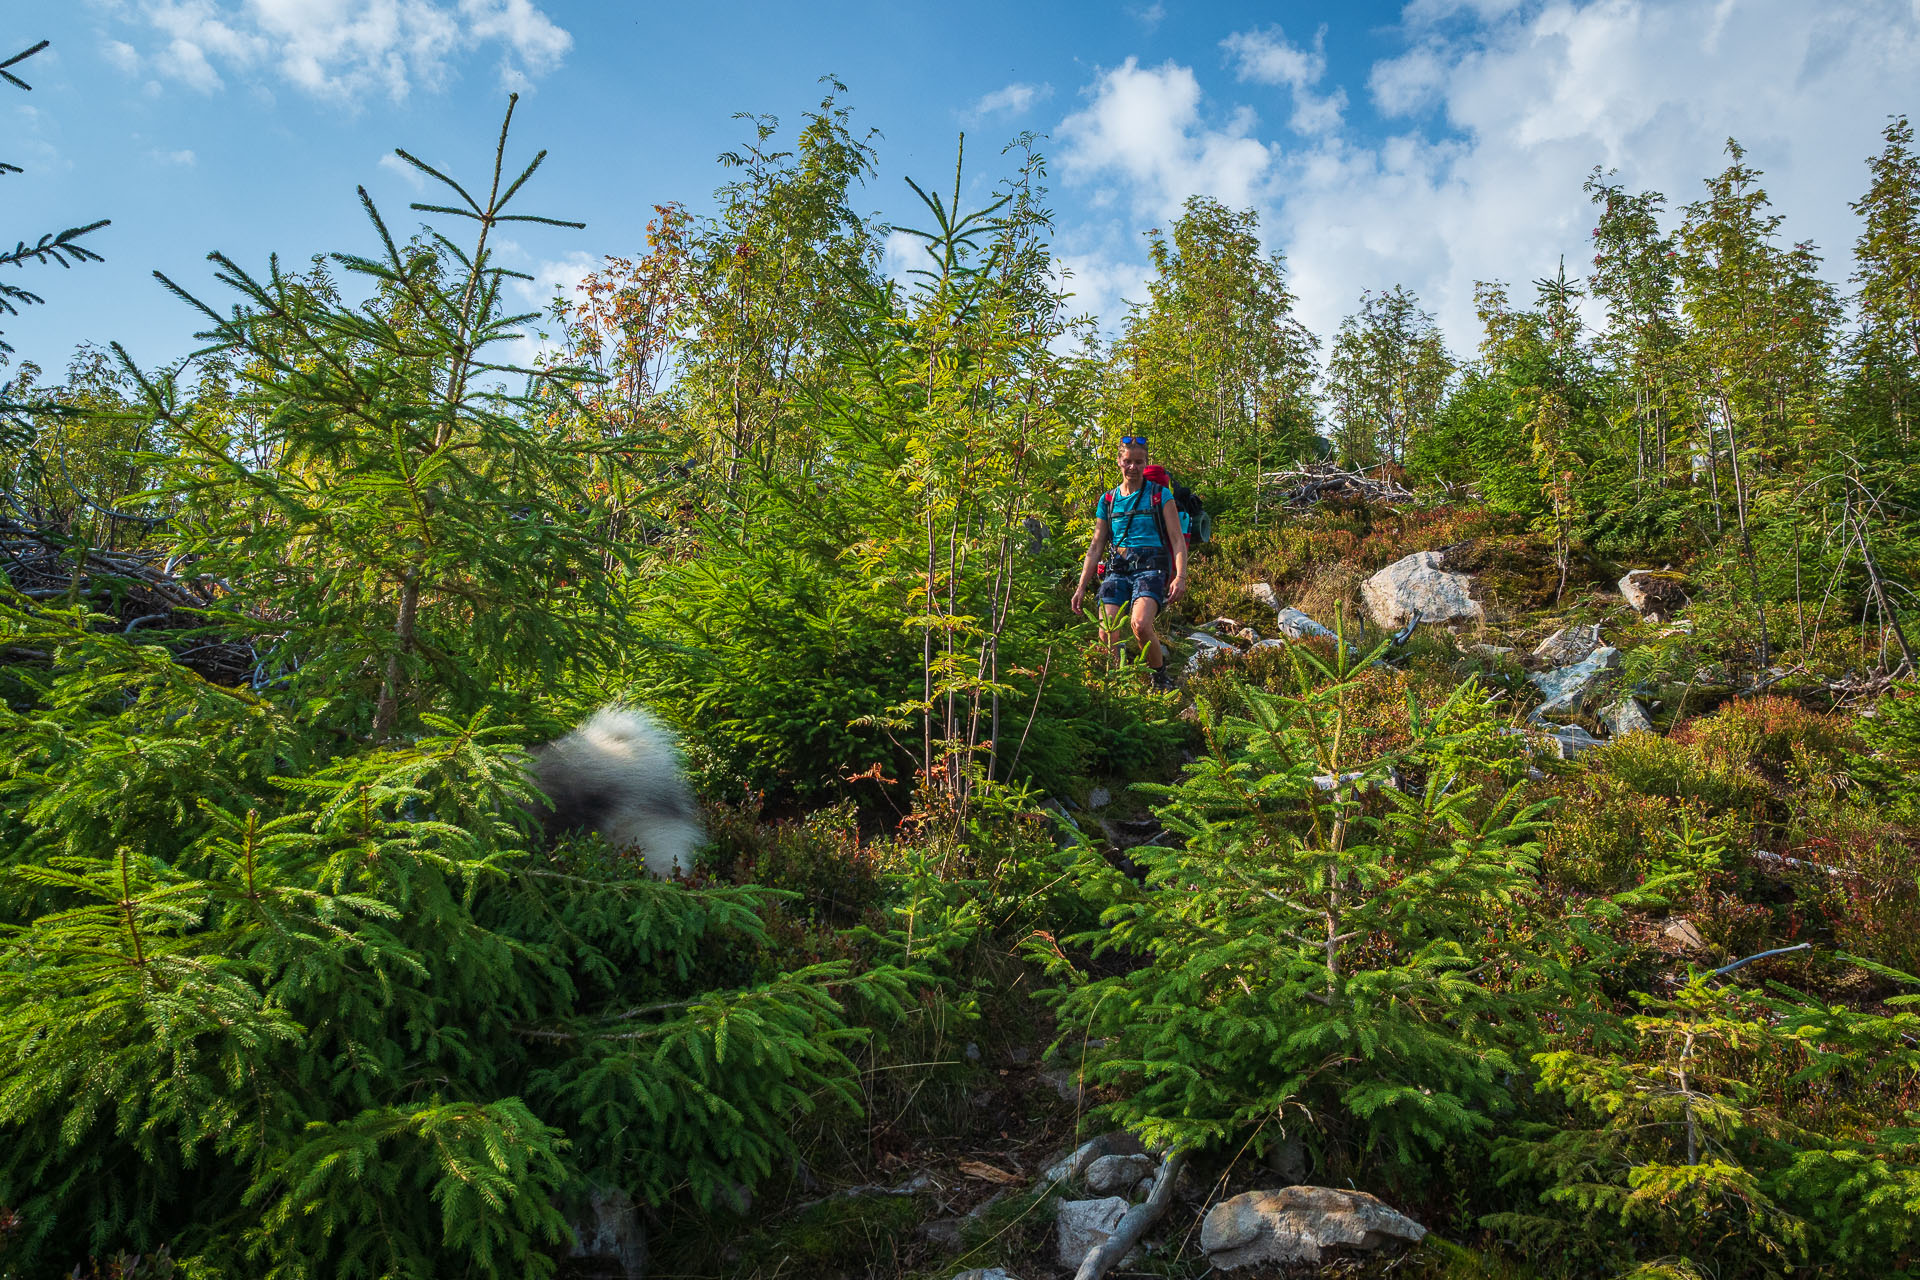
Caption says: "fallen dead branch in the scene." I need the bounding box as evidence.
[1261,462,1413,507]
[1073,1148,1189,1280]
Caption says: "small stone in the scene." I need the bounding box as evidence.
[1600,698,1655,737]
[1043,1131,1144,1184]
[1185,631,1241,675]
[1275,607,1338,643]
[1200,1187,1426,1269]
[1620,569,1688,614]
[1038,1068,1085,1106]
[1532,623,1602,665]
[568,1186,647,1280]
[1530,647,1622,719]
[920,1217,965,1250]
[951,1269,1020,1280]
[1083,1153,1156,1195]
[1265,1137,1309,1185]
[1664,918,1706,951]
[1056,1197,1131,1268]
[1246,582,1281,611]
[1087,786,1111,809]
[1538,724,1605,760]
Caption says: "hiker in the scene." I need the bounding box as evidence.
[1071,434,1188,687]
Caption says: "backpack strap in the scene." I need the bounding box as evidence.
[1104,483,1171,555]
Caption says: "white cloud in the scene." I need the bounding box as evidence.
[1222,25,1348,135]
[117,0,571,103]
[1059,57,1276,218]
[970,81,1050,119]
[153,147,197,165]
[881,228,939,289]
[515,250,596,309]
[102,40,142,73]
[1052,245,1152,325]
[377,150,427,189]
[1130,3,1166,32]
[1053,0,1920,353]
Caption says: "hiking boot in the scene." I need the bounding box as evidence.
[1150,666,1176,692]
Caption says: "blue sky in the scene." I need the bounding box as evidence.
[9,0,1920,381]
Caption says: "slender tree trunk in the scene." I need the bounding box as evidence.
[1851,506,1917,673]
[1718,392,1771,667]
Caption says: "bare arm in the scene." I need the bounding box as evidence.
[1071,520,1111,616]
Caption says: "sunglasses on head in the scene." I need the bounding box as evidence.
[1120,435,1148,447]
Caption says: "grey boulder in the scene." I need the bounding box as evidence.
[1043,1131,1144,1186]
[1533,623,1602,665]
[1361,552,1483,631]
[1200,1186,1426,1268]
[1530,646,1622,719]
[1083,1153,1157,1195]
[1538,723,1606,760]
[1275,607,1338,643]
[1055,1196,1131,1268]
[1619,569,1688,615]
[569,1186,647,1280]
[1600,697,1655,737]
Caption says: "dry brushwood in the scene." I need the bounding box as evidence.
[1261,462,1413,507]
[1,509,261,684]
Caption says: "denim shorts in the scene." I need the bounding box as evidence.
[1099,555,1168,608]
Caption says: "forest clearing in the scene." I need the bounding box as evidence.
[7,24,1920,1280]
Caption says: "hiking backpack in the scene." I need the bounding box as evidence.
[1172,484,1210,544]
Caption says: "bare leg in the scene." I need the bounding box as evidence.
[1131,597,1164,670]
[1099,603,1130,665]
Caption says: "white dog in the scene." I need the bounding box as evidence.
[530,705,702,878]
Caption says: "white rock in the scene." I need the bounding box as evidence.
[1530,647,1622,719]
[1275,607,1337,643]
[1664,918,1706,951]
[1087,786,1111,809]
[1043,1132,1144,1185]
[1200,1187,1426,1269]
[1184,631,1241,675]
[1619,569,1688,614]
[1538,724,1605,760]
[569,1186,648,1280]
[1361,552,1483,631]
[1055,1197,1130,1268]
[1600,698,1654,737]
[951,1270,1019,1280]
[1246,582,1281,611]
[1533,623,1602,665]
[1083,1153,1157,1195]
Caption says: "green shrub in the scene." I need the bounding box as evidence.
[1046,647,1589,1175]
[1593,733,1767,815]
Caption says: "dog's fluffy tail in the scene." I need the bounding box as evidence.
[530,705,701,879]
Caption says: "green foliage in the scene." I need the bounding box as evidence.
[1494,967,1920,1279]
[1107,195,1320,512]
[0,107,919,1280]
[1327,284,1453,469]
[1046,646,1589,1171]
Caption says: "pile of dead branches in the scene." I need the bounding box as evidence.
[2,511,262,683]
[1261,462,1414,507]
